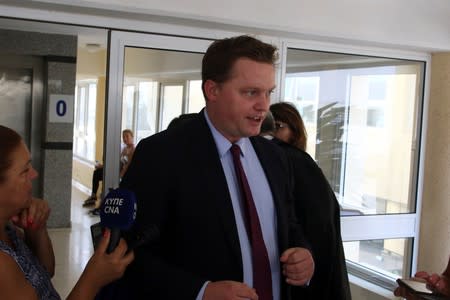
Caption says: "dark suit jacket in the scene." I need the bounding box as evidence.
[114,112,308,299]
[272,138,351,300]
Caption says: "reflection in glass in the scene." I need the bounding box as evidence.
[344,238,411,280]
[122,85,135,131]
[123,47,203,143]
[0,68,32,145]
[188,80,205,113]
[74,81,97,162]
[285,49,424,215]
[161,85,183,130]
[137,81,158,142]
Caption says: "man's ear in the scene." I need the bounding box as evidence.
[203,79,219,102]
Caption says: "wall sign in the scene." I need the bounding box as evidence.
[49,94,74,123]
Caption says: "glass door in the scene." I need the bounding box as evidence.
[105,31,213,191]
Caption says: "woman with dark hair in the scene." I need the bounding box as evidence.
[270,101,308,151]
[268,103,351,300]
[0,125,134,300]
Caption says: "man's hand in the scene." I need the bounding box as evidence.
[203,281,258,300]
[280,247,314,286]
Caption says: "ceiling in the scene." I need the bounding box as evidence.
[0,17,107,50]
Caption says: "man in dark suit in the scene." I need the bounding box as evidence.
[117,35,314,299]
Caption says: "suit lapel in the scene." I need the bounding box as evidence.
[193,113,243,267]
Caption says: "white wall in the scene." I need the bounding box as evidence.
[13,0,450,51]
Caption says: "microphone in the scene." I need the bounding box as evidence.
[100,188,137,253]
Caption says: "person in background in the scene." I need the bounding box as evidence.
[259,110,276,140]
[118,129,135,178]
[271,102,308,151]
[83,129,135,208]
[82,161,103,207]
[0,125,134,300]
[394,256,450,298]
[167,113,198,130]
[114,35,314,300]
[264,102,352,299]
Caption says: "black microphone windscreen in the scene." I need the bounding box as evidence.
[100,188,137,230]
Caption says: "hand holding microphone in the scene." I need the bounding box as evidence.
[69,188,136,300]
[90,188,159,300]
[68,227,134,300]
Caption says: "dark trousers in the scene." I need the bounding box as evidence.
[92,167,103,195]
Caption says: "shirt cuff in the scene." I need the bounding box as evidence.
[195,281,210,300]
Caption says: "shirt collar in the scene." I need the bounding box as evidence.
[203,109,250,159]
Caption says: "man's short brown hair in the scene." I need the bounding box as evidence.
[201,35,278,100]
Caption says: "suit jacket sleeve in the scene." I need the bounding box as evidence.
[115,114,248,299]
[117,132,207,299]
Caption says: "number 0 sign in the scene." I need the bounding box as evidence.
[49,94,74,123]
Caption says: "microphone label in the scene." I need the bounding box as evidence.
[104,197,124,206]
[104,205,120,214]
[100,188,137,229]
[103,197,124,214]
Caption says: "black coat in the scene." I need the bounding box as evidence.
[273,138,352,300]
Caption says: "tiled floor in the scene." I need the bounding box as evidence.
[49,186,99,299]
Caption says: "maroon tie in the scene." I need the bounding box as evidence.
[230,144,273,300]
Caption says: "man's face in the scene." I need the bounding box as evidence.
[205,58,275,143]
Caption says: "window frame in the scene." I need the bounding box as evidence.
[278,39,430,289]
[105,31,212,191]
